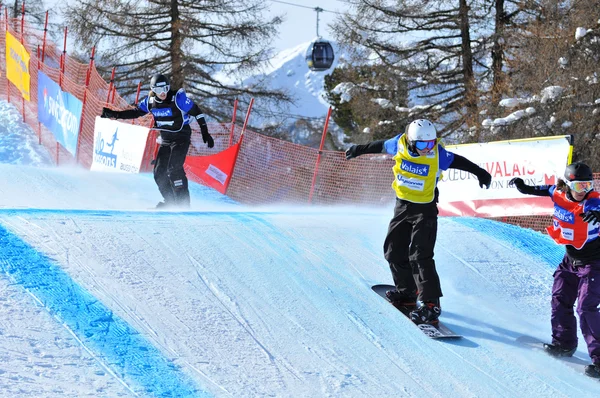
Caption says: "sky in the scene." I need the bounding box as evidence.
[265,0,348,52]
[1,99,600,397]
[42,0,349,54]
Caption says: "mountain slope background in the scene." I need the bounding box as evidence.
[220,40,347,149]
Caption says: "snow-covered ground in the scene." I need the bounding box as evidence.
[0,100,600,397]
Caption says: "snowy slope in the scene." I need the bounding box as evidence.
[0,101,54,166]
[0,101,600,397]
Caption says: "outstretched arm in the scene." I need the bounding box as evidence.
[449,154,492,189]
[101,96,150,120]
[101,106,147,120]
[346,134,403,159]
[345,140,385,159]
[508,178,552,197]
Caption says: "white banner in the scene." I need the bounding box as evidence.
[438,135,573,217]
[91,117,150,173]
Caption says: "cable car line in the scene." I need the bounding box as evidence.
[269,0,343,15]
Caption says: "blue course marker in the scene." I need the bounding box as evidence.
[450,217,564,268]
[0,224,210,397]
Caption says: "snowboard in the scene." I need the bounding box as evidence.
[515,335,600,378]
[515,335,590,373]
[372,284,462,339]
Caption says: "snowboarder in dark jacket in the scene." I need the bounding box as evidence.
[510,161,600,378]
[101,73,214,208]
[346,119,492,325]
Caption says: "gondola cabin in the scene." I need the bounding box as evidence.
[305,39,335,72]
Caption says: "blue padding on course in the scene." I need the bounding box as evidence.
[0,224,209,397]
[450,217,565,268]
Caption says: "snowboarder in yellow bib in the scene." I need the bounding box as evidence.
[346,119,492,324]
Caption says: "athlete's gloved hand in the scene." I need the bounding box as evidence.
[202,130,214,148]
[509,177,525,189]
[580,210,600,224]
[345,145,358,160]
[101,107,117,119]
[196,114,214,148]
[476,168,492,189]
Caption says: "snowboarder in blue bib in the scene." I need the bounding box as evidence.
[346,119,492,324]
[101,73,214,208]
[510,162,600,378]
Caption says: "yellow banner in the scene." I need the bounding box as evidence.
[5,31,30,101]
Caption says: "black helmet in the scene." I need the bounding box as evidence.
[564,162,593,181]
[150,73,169,90]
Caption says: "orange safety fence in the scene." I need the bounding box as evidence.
[0,12,597,236]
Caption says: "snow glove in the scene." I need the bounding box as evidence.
[508,177,525,190]
[201,130,214,148]
[196,114,214,148]
[508,177,532,196]
[345,145,358,160]
[476,168,492,189]
[100,107,118,119]
[345,140,386,160]
[580,210,600,224]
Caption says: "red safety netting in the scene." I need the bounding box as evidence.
[0,15,154,167]
[0,12,597,236]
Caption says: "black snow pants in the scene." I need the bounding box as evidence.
[383,197,442,303]
[154,137,191,207]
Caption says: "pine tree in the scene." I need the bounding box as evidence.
[486,0,600,168]
[329,1,533,142]
[330,0,486,140]
[324,63,409,143]
[64,0,291,120]
[7,0,46,33]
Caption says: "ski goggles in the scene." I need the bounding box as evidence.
[414,139,436,151]
[566,180,594,193]
[152,84,170,95]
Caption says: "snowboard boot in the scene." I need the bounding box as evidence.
[385,290,417,310]
[543,343,576,358]
[585,363,600,378]
[173,186,191,209]
[410,301,441,325]
[155,201,175,209]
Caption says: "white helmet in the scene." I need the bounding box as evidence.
[406,119,436,141]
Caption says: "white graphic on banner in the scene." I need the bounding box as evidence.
[206,165,228,185]
[46,94,78,136]
[91,117,150,174]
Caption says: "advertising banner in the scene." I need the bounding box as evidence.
[37,71,83,156]
[91,117,150,173]
[438,135,573,217]
[5,31,30,101]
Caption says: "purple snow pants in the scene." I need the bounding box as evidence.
[551,254,600,364]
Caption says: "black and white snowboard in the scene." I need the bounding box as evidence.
[372,284,461,339]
